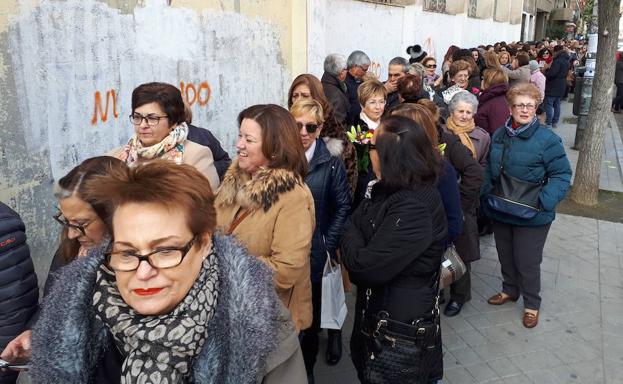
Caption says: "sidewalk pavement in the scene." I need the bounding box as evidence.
[315,99,623,384]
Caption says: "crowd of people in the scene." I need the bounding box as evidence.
[0,37,580,384]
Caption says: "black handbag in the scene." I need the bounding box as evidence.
[359,277,441,384]
[487,137,545,219]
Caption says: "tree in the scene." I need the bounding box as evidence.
[568,0,621,206]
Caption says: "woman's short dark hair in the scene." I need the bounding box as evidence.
[55,156,127,262]
[131,82,186,126]
[238,104,307,179]
[397,74,423,103]
[376,116,441,189]
[85,160,216,247]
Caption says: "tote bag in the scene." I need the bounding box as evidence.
[320,255,348,329]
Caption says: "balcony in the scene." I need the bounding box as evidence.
[536,0,555,13]
[551,7,574,21]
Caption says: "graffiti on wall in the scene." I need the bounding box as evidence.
[8,0,287,180]
[91,81,212,126]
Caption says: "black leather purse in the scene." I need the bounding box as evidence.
[487,137,545,219]
[359,277,441,384]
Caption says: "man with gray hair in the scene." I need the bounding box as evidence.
[384,56,409,111]
[321,53,349,125]
[345,50,371,124]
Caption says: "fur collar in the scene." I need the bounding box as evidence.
[322,137,344,158]
[216,160,301,212]
[30,235,289,384]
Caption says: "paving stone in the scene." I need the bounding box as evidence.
[464,362,500,383]
[509,349,565,372]
[443,366,476,384]
[451,346,483,366]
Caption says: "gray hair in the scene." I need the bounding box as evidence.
[408,63,425,78]
[448,91,479,114]
[347,50,371,69]
[323,54,347,76]
[388,57,409,73]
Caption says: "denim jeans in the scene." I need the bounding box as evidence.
[544,96,561,125]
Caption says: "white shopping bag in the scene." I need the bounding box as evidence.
[320,255,348,329]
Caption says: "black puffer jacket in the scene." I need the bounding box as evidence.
[341,182,447,382]
[304,139,351,283]
[0,203,38,352]
[187,125,232,181]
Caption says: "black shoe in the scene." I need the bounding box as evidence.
[325,330,342,365]
[444,301,464,317]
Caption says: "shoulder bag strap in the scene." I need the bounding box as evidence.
[225,209,251,235]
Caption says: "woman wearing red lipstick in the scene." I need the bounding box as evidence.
[29,160,307,384]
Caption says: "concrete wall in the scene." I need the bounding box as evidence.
[0,0,296,282]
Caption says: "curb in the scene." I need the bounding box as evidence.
[609,112,623,181]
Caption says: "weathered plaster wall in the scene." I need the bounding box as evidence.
[0,0,293,282]
[307,0,522,82]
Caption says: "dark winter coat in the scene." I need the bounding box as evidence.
[345,72,363,125]
[321,72,350,126]
[544,51,570,97]
[615,60,623,84]
[30,236,306,384]
[475,83,510,135]
[305,139,352,283]
[437,161,463,245]
[187,124,232,181]
[440,131,485,263]
[341,182,447,382]
[0,203,38,381]
[481,118,572,227]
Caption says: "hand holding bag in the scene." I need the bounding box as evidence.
[439,245,467,288]
[320,253,348,329]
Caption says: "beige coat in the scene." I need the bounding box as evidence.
[109,139,220,191]
[215,161,315,331]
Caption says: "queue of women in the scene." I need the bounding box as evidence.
[0,40,573,384]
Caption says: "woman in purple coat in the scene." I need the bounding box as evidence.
[475,69,510,135]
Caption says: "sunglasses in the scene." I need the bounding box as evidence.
[426,64,437,69]
[296,122,320,134]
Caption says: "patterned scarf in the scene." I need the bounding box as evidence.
[445,115,477,159]
[117,123,189,166]
[93,247,219,384]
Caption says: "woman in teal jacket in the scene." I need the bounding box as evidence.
[481,83,571,329]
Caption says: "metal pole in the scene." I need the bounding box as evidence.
[574,0,598,149]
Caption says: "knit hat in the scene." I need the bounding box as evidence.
[529,60,539,73]
[406,45,427,64]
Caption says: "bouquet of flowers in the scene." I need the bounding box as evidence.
[347,125,374,173]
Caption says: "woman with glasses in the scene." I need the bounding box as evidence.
[537,48,553,66]
[1,156,127,366]
[110,82,220,191]
[289,99,351,381]
[349,80,388,205]
[29,160,306,383]
[481,83,571,328]
[288,74,358,200]
[342,116,446,384]
[215,104,315,333]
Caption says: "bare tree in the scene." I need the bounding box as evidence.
[569,0,621,206]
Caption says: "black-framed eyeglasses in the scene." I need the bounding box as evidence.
[426,64,437,69]
[129,113,168,126]
[53,212,93,236]
[105,236,197,272]
[296,122,320,134]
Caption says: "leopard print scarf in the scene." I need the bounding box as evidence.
[93,248,219,384]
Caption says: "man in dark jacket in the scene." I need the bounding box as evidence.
[345,50,371,125]
[543,45,570,128]
[611,55,623,112]
[321,54,349,126]
[0,203,38,384]
[384,57,409,112]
